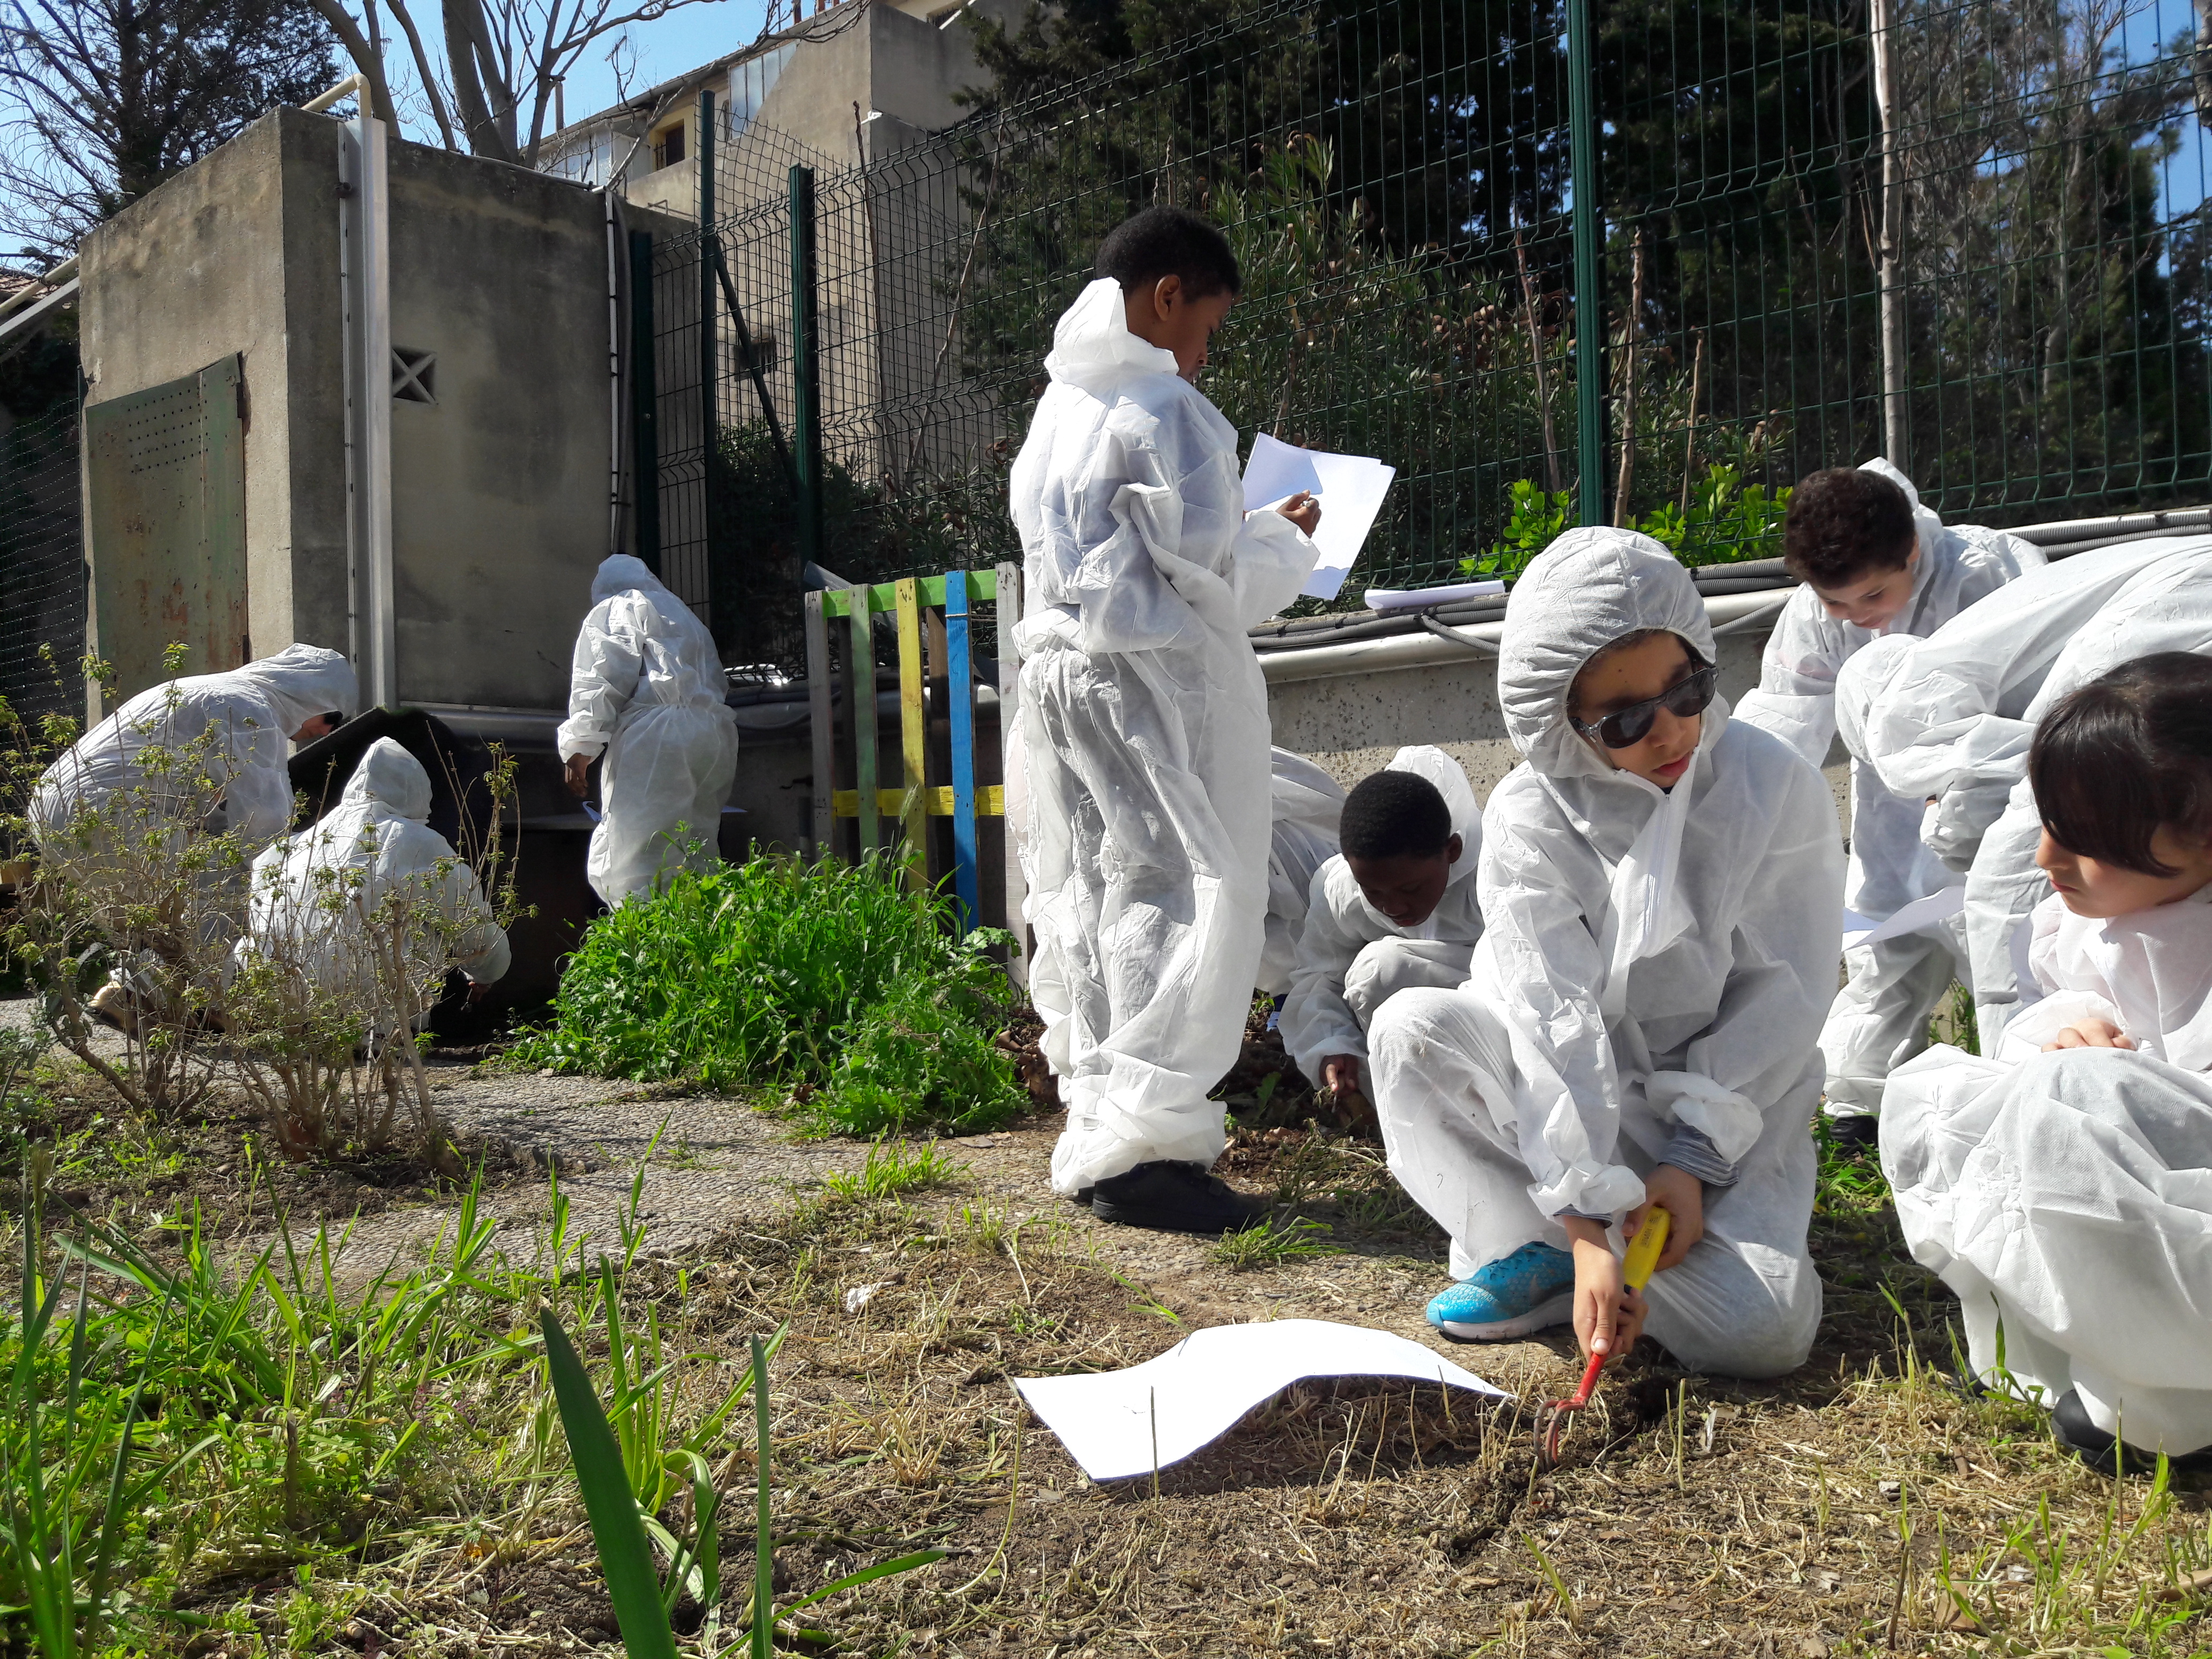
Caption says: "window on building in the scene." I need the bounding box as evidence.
[651,121,687,171]
[741,332,778,375]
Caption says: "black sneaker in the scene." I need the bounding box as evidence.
[1826,1114,1880,1153]
[2052,1389,2212,1476]
[1089,1161,1267,1235]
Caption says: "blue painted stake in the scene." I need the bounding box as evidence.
[945,570,980,935]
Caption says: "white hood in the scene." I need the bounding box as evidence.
[340,737,432,824]
[1042,278,1182,398]
[1383,744,1484,886]
[591,552,672,606]
[237,644,357,734]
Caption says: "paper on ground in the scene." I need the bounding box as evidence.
[1842,883,1967,950]
[1364,579,1506,612]
[1242,433,1398,603]
[1012,1318,1506,1482]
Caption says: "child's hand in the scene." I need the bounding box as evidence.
[1563,1218,1646,1364]
[2042,1017,2135,1052]
[1627,1164,1704,1272]
[1277,491,1321,536]
[1320,1054,1373,1132]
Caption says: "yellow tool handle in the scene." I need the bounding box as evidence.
[1621,1206,1671,1290]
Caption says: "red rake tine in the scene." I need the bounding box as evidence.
[1538,1349,1606,1466]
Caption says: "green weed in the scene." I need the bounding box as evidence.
[821,1140,966,1205]
[1208,1214,1343,1271]
[512,854,1021,1135]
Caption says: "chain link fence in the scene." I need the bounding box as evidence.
[0,405,84,721]
[648,0,2212,655]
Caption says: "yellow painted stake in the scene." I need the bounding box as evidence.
[895,577,927,890]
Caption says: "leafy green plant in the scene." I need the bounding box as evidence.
[820,1139,967,1204]
[514,854,1021,1134]
[1207,1214,1342,1272]
[541,1317,943,1657]
[1461,465,1792,581]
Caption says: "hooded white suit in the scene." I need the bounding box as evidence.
[1279,745,1485,1091]
[32,644,359,854]
[1010,277,1321,1193]
[241,738,510,1028]
[1258,748,1348,998]
[1835,536,2212,1044]
[1881,886,2212,1455]
[1732,460,2041,1116]
[557,555,740,907]
[1367,530,1842,1378]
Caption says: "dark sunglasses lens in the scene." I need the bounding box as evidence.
[1598,705,1658,750]
[1666,668,1718,719]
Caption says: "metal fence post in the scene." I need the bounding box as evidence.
[627,229,660,574]
[789,164,824,575]
[1566,0,1606,528]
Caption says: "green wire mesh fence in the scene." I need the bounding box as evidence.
[0,405,85,721]
[647,0,2212,661]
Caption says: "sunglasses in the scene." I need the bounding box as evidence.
[1573,663,1719,751]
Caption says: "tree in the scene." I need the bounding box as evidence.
[308,0,757,168]
[0,0,339,260]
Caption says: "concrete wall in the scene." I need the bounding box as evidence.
[81,108,667,714]
[78,109,350,676]
[383,142,622,708]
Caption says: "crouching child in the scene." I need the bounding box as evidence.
[1279,745,1484,1128]
[1880,653,2212,1471]
[1369,530,1843,1379]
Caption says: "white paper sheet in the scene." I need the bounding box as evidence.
[1012,1318,1506,1482]
[1364,579,1507,612]
[1841,883,1967,950]
[1242,434,1398,603]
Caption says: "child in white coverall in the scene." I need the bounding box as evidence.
[1010,207,1323,1234]
[1279,745,1484,1129]
[1368,529,1842,1379]
[1882,653,2212,1472]
[1733,461,2039,1146]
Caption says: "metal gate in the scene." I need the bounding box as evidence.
[84,354,248,707]
[0,402,85,721]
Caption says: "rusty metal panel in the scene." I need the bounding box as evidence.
[85,353,248,707]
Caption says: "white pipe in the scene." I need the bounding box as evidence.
[339,114,396,706]
[0,255,76,325]
[303,73,369,115]
[1259,589,1785,686]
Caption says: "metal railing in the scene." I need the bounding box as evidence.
[642,0,2212,649]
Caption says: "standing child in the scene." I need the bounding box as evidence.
[1881,654,2212,1470]
[1733,460,2041,1145]
[1010,207,1322,1232]
[1369,529,1841,1378]
[1280,745,1484,1128]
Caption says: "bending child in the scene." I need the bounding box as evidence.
[1734,460,2040,1144]
[1280,745,1484,1129]
[1010,207,1322,1233]
[1369,530,1842,1378]
[1881,653,2212,1471]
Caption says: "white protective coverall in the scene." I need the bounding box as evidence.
[1881,886,2212,1454]
[1733,460,2041,1117]
[1367,530,1843,1378]
[31,644,359,854]
[1835,536,2212,1044]
[1279,744,1485,1092]
[242,738,510,1025]
[557,555,740,907]
[1258,748,1348,997]
[1010,277,1322,1193]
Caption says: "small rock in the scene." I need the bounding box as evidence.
[1792,1638,1831,1659]
[538,1067,555,1078]
[1878,1479,1902,1498]
[842,1282,887,1314]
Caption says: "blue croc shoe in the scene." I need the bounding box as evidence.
[1425,1241,1576,1340]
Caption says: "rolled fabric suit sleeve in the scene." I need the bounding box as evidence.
[557,595,646,763]
[1279,863,1377,1083]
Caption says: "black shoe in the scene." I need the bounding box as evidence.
[2052,1389,2212,1475]
[1089,1160,1266,1235]
[1826,1114,1880,1153]
[1072,1185,1095,1207]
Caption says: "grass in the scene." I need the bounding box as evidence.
[1209,1213,1343,1271]
[820,1140,967,1205]
[511,854,1022,1137]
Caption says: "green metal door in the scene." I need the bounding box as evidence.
[84,353,247,706]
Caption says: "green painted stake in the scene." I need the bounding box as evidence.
[1566,0,1606,527]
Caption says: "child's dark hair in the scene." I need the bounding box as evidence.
[1341,769,1452,862]
[2030,652,2212,876]
[1096,206,1243,301]
[1783,467,1917,587]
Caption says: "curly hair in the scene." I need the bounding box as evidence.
[1782,467,1917,587]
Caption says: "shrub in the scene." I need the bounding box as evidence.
[516,854,1020,1133]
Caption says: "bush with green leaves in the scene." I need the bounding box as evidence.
[514,854,1021,1135]
[1461,464,1792,582]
